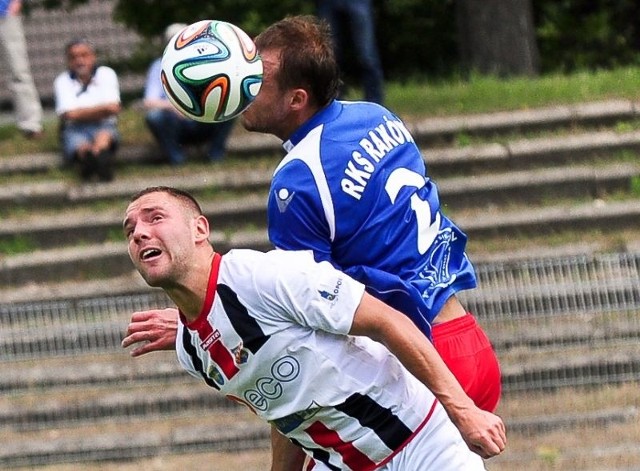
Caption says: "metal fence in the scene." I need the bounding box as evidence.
[1,252,639,469]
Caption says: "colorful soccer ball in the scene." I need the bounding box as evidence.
[160,20,263,123]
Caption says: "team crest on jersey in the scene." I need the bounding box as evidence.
[232,342,249,365]
[207,365,225,386]
[419,228,458,298]
[275,188,295,213]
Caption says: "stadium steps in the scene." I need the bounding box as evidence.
[2,100,640,469]
[2,191,640,299]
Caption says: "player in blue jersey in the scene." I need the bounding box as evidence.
[240,15,501,414]
[123,186,505,470]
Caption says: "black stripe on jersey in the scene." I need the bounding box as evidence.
[181,326,220,390]
[335,392,412,451]
[217,283,268,354]
[290,438,341,471]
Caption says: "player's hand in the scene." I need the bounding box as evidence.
[453,406,506,459]
[121,308,179,356]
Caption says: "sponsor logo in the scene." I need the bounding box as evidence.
[200,329,221,351]
[318,290,336,301]
[319,278,343,305]
[243,356,300,412]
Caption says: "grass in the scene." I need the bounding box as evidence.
[385,66,640,117]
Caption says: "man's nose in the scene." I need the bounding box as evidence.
[132,224,150,242]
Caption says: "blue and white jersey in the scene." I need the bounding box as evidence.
[268,100,477,338]
[176,249,438,471]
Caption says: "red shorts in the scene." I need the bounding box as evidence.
[431,313,502,412]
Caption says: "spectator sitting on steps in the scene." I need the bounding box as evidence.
[143,23,235,166]
[54,38,121,183]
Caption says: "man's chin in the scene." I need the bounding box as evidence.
[138,270,165,288]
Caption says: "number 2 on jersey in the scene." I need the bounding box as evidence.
[385,168,441,255]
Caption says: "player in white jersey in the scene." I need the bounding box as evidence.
[123,15,501,421]
[122,187,505,470]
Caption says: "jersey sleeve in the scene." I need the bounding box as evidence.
[251,250,365,335]
[268,161,335,265]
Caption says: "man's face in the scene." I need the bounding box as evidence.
[123,192,198,288]
[66,43,96,81]
[241,48,293,139]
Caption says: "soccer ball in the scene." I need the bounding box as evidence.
[161,20,263,123]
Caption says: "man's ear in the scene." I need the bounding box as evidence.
[194,214,210,244]
[289,88,309,111]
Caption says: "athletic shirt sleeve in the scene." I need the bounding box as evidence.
[268,160,335,264]
[246,250,365,335]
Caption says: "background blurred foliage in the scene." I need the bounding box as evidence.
[33,0,640,80]
[532,0,640,72]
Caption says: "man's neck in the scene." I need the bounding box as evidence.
[168,250,217,323]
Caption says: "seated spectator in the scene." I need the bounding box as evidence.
[143,23,235,166]
[54,38,120,182]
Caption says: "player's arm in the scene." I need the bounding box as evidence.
[121,308,179,356]
[350,292,507,459]
[270,425,306,471]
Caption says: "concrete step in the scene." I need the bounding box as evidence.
[2,100,639,179]
[0,192,269,252]
[1,159,637,250]
[412,99,640,144]
[1,151,638,215]
[2,193,639,295]
[0,164,274,211]
[424,128,640,177]
[0,412,269,469]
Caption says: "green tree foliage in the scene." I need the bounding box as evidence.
[376,0,457,79]
[534,0,640,72]
[111,0,315,39]
[34,0,640,79]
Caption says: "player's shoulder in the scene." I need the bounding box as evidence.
[223,249,313,271]
[224,249,315,274]
[223,249,317,295]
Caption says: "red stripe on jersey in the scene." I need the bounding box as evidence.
[305,421,377,471]
[202,325,239,379]
[182,252,240,380]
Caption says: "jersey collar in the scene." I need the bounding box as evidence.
[180,251,222,329]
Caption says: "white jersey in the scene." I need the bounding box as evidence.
[176,249,440,470]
